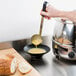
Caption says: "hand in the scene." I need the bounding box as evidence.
[40,5,61,19]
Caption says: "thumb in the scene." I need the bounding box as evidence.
[40,11,48,17]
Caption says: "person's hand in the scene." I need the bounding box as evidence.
[40,5,60,19]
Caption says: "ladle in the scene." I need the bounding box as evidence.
[31,1,48,46]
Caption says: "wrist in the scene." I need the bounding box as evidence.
[57,11,67,17]
[57,11,71,19]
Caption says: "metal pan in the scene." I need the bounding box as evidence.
[24,44,50,59]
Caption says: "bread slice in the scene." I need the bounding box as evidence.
[18,62,32,74]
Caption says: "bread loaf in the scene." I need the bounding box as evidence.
[0,54,17,75]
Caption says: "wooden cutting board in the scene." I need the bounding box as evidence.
[0,48,41,76]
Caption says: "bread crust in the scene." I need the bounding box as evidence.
[0,54,17,75]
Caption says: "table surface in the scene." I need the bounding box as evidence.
[0,36,76,76]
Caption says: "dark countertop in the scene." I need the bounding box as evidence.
[0,36,76,76]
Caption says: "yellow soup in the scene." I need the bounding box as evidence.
[28,48,46,54]
[32,39,42,46]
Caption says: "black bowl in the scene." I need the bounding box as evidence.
[24,44,50,59]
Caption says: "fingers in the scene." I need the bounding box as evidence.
[40,11,51,20]
[45,16,51,20]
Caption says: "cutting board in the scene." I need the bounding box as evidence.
[0,48,41,76]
